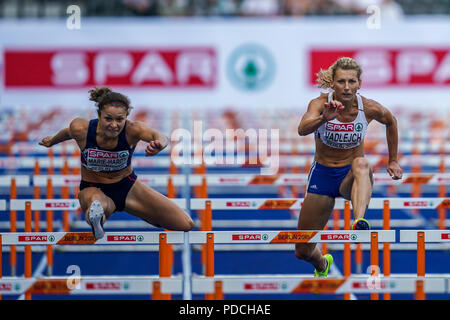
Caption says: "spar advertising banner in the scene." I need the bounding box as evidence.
[1,17,450,112]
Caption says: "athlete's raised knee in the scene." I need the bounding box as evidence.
[184,217,195,231]
[177,215,195,232]
[352,157,370,172]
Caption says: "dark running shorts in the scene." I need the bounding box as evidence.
[306,161,351,198]
[79,171,137,212]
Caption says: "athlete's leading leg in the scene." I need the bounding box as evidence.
[295,193,335,272]
[339,157,374,221]
[124,180,194,231]
[78,187,116,238]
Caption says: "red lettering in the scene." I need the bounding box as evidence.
[86,282,121,290]
[45,202,70,208]
[226,201,251,207]
[5,49,217,88]
[106,235,137,242]
[0,283,13,291]
[244,282,279,290]
[232,234,262,241]
[325,122,354,132]
[404,201,428,207]
[320,234,350,241]
[19,235,48,242]
[310,48,450,87]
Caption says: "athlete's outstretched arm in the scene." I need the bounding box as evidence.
[365,100,403,180]
[39,118,87,148]
[298,98,344,136]
[128,121,169,156]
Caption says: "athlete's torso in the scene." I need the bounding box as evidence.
[314,92,369,167]
[80,119,136,183]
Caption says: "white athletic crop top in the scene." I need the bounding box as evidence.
[314,92,368,149]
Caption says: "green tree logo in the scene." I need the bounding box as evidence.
[227,43,276,91]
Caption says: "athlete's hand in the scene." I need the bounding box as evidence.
[145,140,164,156]
[387,160,403,180]
[323,100,344,121]
[38,136,53,148]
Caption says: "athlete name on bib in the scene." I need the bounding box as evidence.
[322,121,363,149]
[82,148,130,172]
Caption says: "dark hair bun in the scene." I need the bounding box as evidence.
[88,87,112,103]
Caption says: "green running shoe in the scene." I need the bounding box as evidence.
[352,218,371,230]
[314,254,333,278]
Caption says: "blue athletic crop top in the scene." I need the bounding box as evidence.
[81,119,135,172]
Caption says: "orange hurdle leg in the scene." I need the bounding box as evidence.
[343,201,351,300]
[370,232,379,300]
[383,200,391,300]
[158,233,171,300]
[10,178,17,276]
[25,201,32,300]
[205,233,215,300]
[46,178,54,276]
[416,232,425,300]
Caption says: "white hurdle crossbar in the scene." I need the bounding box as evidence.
[189,173,450,186]
[191,274,448,295]
[8,198,187,210]
[400,230,450,242]
[32,174,187,187]
[190,198,450,210]
[0,276,183,295]
[188,230,395,244]
[3,173,448,188]
[0,231,185,245]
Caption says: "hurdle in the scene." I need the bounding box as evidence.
[0,276,183,297]
[190,197,450,225]
[3,177,30,276]
[7,199,187,286]
[190,197,450,298]
[400,229,450,300]
[191,274,448,297]
[1,154,448,171]
[188,229,396,300]
[0,228,185,299]
[188,173,450,187]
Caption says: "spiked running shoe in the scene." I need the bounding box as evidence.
[352,218,371,230]
[314,254,333,278]
[88,200,105,239]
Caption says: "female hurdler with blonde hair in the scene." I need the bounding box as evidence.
[296,57,403,277]
[39,87,194,239]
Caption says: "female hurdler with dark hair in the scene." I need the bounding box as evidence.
[39,87,194,239]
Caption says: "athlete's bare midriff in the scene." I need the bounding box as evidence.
[81,165,134,184]
[314,137,365,167]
